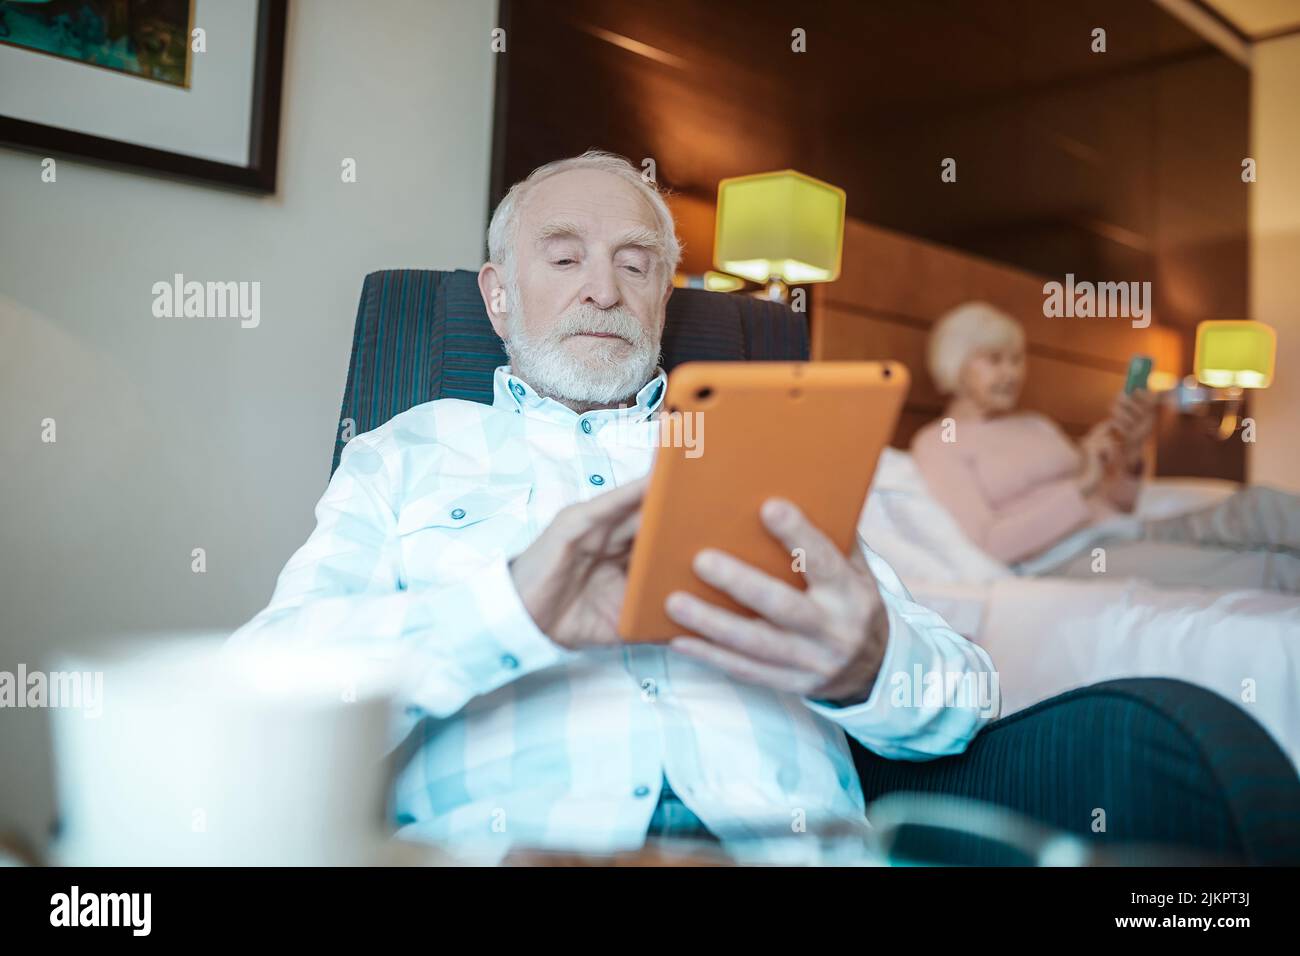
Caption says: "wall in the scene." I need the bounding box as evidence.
[1249,33,1300,491]
[495,0,1249,336]
[670,192,1221,474]
[811,216,1187,454]
[0,0,498,840]
[1,0,498,645]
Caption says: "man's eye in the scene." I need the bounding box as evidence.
[552,258,576,266]
[623,264,644,275]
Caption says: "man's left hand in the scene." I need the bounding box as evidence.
[664,498,889,705]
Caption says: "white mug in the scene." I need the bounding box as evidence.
[49,632,396,866]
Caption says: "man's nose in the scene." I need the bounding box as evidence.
[579,261,621,310]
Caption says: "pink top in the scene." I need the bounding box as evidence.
[910,412,1140,564]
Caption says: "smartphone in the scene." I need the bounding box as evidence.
[1124,354,1153,394]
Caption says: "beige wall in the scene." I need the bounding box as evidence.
[1249,33,1300,491]
[1,0,498,650]
[0,0,498,839]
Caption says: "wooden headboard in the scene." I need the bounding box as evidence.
[810,217,1187,448]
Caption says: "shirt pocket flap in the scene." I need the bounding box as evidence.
[396,485,531,535]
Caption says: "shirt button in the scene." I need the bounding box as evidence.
[633,785,651,798]
[500,654,519,670]
[581,419,592,434]
[589,474,605,486]
[450,507,466,520]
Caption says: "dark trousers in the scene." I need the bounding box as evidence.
[850,678,1300,865]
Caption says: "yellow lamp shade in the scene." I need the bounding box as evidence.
[1193,320,1276,389]
[714,170,846,284]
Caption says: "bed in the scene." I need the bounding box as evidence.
[861,448,1300,769]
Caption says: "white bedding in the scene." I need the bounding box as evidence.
[860,447,1240,591]
[973,576,1300,769]
[867,448,1299,769]
[859,448,1011,588]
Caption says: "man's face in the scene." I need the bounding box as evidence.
[489,168,671,406]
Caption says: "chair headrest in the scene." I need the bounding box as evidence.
[333,268,808,473]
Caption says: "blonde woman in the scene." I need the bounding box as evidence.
[910,302,1300,591]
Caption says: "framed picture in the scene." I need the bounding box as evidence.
[0,0,287,192]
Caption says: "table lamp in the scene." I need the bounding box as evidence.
[1189,320,1276,439]
[1193,320,1276,389]
[713,169,846,302]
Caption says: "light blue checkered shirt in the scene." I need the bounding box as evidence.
[230,366,999,863]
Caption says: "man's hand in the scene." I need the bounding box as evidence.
[663,498,889,705]
[509,477,648,650]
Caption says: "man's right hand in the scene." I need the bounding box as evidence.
[508,477,648,650]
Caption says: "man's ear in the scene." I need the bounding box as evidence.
[477,262,510,339]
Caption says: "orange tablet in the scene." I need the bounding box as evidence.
[618,360,909,643]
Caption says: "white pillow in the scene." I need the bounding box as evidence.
[859,448,1011,588]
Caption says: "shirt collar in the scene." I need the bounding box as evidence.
[492,365,667,423]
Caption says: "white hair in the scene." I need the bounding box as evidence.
[486,149,682,284]
[928,302,1026,394]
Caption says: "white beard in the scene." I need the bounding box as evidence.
[502,281,662,405]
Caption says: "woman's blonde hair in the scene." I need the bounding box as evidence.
[927,301,1026,394]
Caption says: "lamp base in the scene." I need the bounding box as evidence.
[1166,380,1246,441]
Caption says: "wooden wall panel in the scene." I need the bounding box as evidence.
[813,217,1189,448]
[660,198,1239,478]
[813,305,1130,436]
[821,218,1185,363]
[494,0,1246,480]
[666,193,717,276]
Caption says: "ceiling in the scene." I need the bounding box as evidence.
[1194,0,1300,40]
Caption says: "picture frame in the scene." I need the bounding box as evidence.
[0,0,288,193]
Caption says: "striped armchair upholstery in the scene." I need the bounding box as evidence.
[332,269,809,473]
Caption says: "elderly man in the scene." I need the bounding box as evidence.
[232,151,1300,865]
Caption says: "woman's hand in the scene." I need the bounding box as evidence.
[1109,390,1159,466]
[1077,423,1122,495]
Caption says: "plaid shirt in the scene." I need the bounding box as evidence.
[230,366,999,862]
